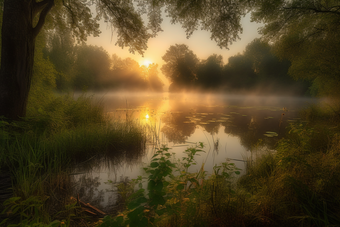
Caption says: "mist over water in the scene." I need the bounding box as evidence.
[71,91,320,213]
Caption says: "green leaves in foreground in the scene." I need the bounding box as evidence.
[100,143,241,227]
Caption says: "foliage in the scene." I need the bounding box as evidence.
[161,44,199,91]
[43,37,165,91]
[100,143,242,226]
[72,45,112,90]
[43,30,76,91]
[196,54,224,90]
[41,0,249,56]
[249,0,340,97]
[111,55,164,92]
[0,195,81,226]
[27,33,58,116]
[223,54,257,90]
[238,109,340,226]
[164,0,245,48]
[0,93,147,226]
[161,40,308,95]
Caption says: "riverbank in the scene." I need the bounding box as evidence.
[0,94,147,226]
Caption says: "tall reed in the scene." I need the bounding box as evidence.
[0,93,147,226]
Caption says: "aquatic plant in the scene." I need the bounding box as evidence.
[100,143,241,227]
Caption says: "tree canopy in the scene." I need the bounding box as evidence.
[248,0,340,97]
[161,44,199,91]
[160,40,310,95]
[44,0,248,55]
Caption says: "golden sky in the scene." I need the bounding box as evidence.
[87,13,262,88]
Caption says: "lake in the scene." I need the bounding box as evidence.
[70,92,319,213]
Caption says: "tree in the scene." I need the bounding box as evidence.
[111,57,148,91]
[196,54,224,90]
[28,31,57,115]
[72,45,111,90]
[44,30,75,91]
[249,0,340,97]
[161,44,199,91]
[0,0,247,120]
[223,54,256,90]
[146,64,164,92]
[243,39,292,85]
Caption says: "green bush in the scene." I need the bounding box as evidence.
[100,143,243,227]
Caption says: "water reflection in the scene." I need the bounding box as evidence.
[71,92,319,212]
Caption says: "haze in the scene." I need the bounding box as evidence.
[86,13,262,90]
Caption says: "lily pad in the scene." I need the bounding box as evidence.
[264,131,278,137]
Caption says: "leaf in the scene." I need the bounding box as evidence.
[148,180,156,190]
[189,177,199,185]
[139,217,149,227]
[152,154,159,158]
[149,194,165,206]
[150,162,159,168]
[176,184,185,190]
[154,181,163,192]
[48,220,62,227]
[116,216,124,224]
[127,206,145,221]
[155,208,167,216]
[128,196,147,210]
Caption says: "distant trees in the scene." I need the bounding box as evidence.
[163,40,310,95]
[248,0,340,97]
[223,54,256,90]
[161,44,199,92]
[196,54,224,89]
[110,55,164,91]
[44,31,75,91]
[242,39,310,94]
[72,45,112,90]
[44,40,164,92]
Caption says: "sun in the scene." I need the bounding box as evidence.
[141,59,153,67]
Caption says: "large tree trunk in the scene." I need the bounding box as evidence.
[0,1,35,120]
[0,0,53,121]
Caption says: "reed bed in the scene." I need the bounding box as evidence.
[0,94,147,226]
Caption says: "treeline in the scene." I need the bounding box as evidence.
[43,32,164,92]
[161,40,311,95]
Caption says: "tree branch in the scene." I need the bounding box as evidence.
[33,0,51,17]
[62,0,77,27]
[283,6,340,16]
[32,0,54,38]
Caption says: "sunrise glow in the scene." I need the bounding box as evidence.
[145,114,149,119]
[141,59,153,67]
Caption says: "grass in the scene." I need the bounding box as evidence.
[237,104,340,226]
[0,93,147,226]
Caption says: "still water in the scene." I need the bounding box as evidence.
[71,92,319,213]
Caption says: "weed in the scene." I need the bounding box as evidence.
[0,94,147,226]
[100,143,241,227]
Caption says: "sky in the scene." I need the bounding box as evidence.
[87,12,263,88]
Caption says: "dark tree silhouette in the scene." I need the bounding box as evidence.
[161,44,199,91]
[196,54,224,90]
